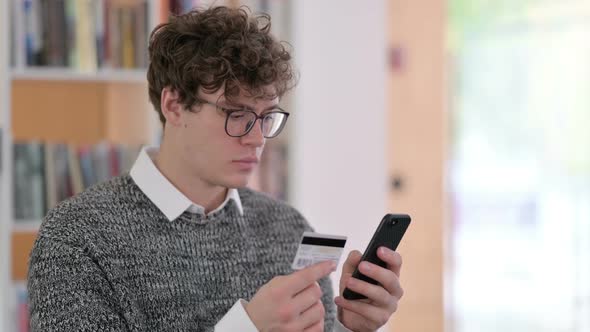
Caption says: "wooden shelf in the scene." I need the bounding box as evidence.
[12,220,42,233]
[10,68,147,83]
[11,80,154,145]
[11,231,38,281]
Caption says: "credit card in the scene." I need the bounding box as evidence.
[291,232,347,270]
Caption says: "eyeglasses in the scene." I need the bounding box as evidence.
[192,98,290,138]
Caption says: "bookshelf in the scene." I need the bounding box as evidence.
[10,68,147,82]
[1,0,159,331]
[1,0,11,330]
[0,1,294,331]
[11,220,42,233]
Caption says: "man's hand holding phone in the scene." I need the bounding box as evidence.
[245,214,409,332]
[245,260,336,331]
[335,248,404,332]
[334,213,410,331]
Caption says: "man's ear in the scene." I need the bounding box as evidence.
[161,87,184,127]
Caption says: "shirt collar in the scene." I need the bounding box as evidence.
[130,147,244,221]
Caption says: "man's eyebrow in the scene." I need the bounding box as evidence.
[221,101,280,111]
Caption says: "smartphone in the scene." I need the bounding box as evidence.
[342,213,411,300]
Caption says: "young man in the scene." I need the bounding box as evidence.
[28,6,404,332]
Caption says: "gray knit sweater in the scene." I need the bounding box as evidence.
[27,174,335,331]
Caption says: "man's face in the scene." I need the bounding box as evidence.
[171,87,279,189]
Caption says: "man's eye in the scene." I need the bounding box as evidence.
[229,111,247,119]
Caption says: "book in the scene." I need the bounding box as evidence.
[53,143,73,201]
[12,0,150,69]
[120,6,135,68]
[24,0,44,66]
[13,141,142,219]
[76,0,98,71]
[67,144,84,195]
[13,142,46,220]
[15,282,29,332]
[44,143,58,210]
[94,0,106,68]
[78,145,97,189]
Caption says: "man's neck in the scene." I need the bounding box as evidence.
[153,144,227,214]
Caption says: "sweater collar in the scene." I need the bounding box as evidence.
[130,147,244,221]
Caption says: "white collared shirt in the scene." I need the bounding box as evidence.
[130,147,243,220]
[130,147,352,332]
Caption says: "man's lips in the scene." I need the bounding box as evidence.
[233,157,259,163]
[232,158,258,171]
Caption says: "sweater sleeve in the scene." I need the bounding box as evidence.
[27,235,130,332]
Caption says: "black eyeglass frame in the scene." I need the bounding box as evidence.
[191,98,290,138]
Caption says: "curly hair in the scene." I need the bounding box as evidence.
[147,6,296,124]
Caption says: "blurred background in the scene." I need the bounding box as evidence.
[1,0,589,331]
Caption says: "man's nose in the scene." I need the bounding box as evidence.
[241,119,265,146]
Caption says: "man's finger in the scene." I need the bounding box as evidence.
[339,250,362,293]
[338,271,352,295]
[342,250,362,275]
[297,300,325,330]
[376,247,402,277]
[334,296,394,326]
[357,261,401,296]
[292,282,323,314]
[345,276,392,306]
[303,319,325,332]
[288,261,336,294]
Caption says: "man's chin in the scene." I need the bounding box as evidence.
[222,175,251,189]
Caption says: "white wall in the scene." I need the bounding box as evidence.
[291,0,388,291]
